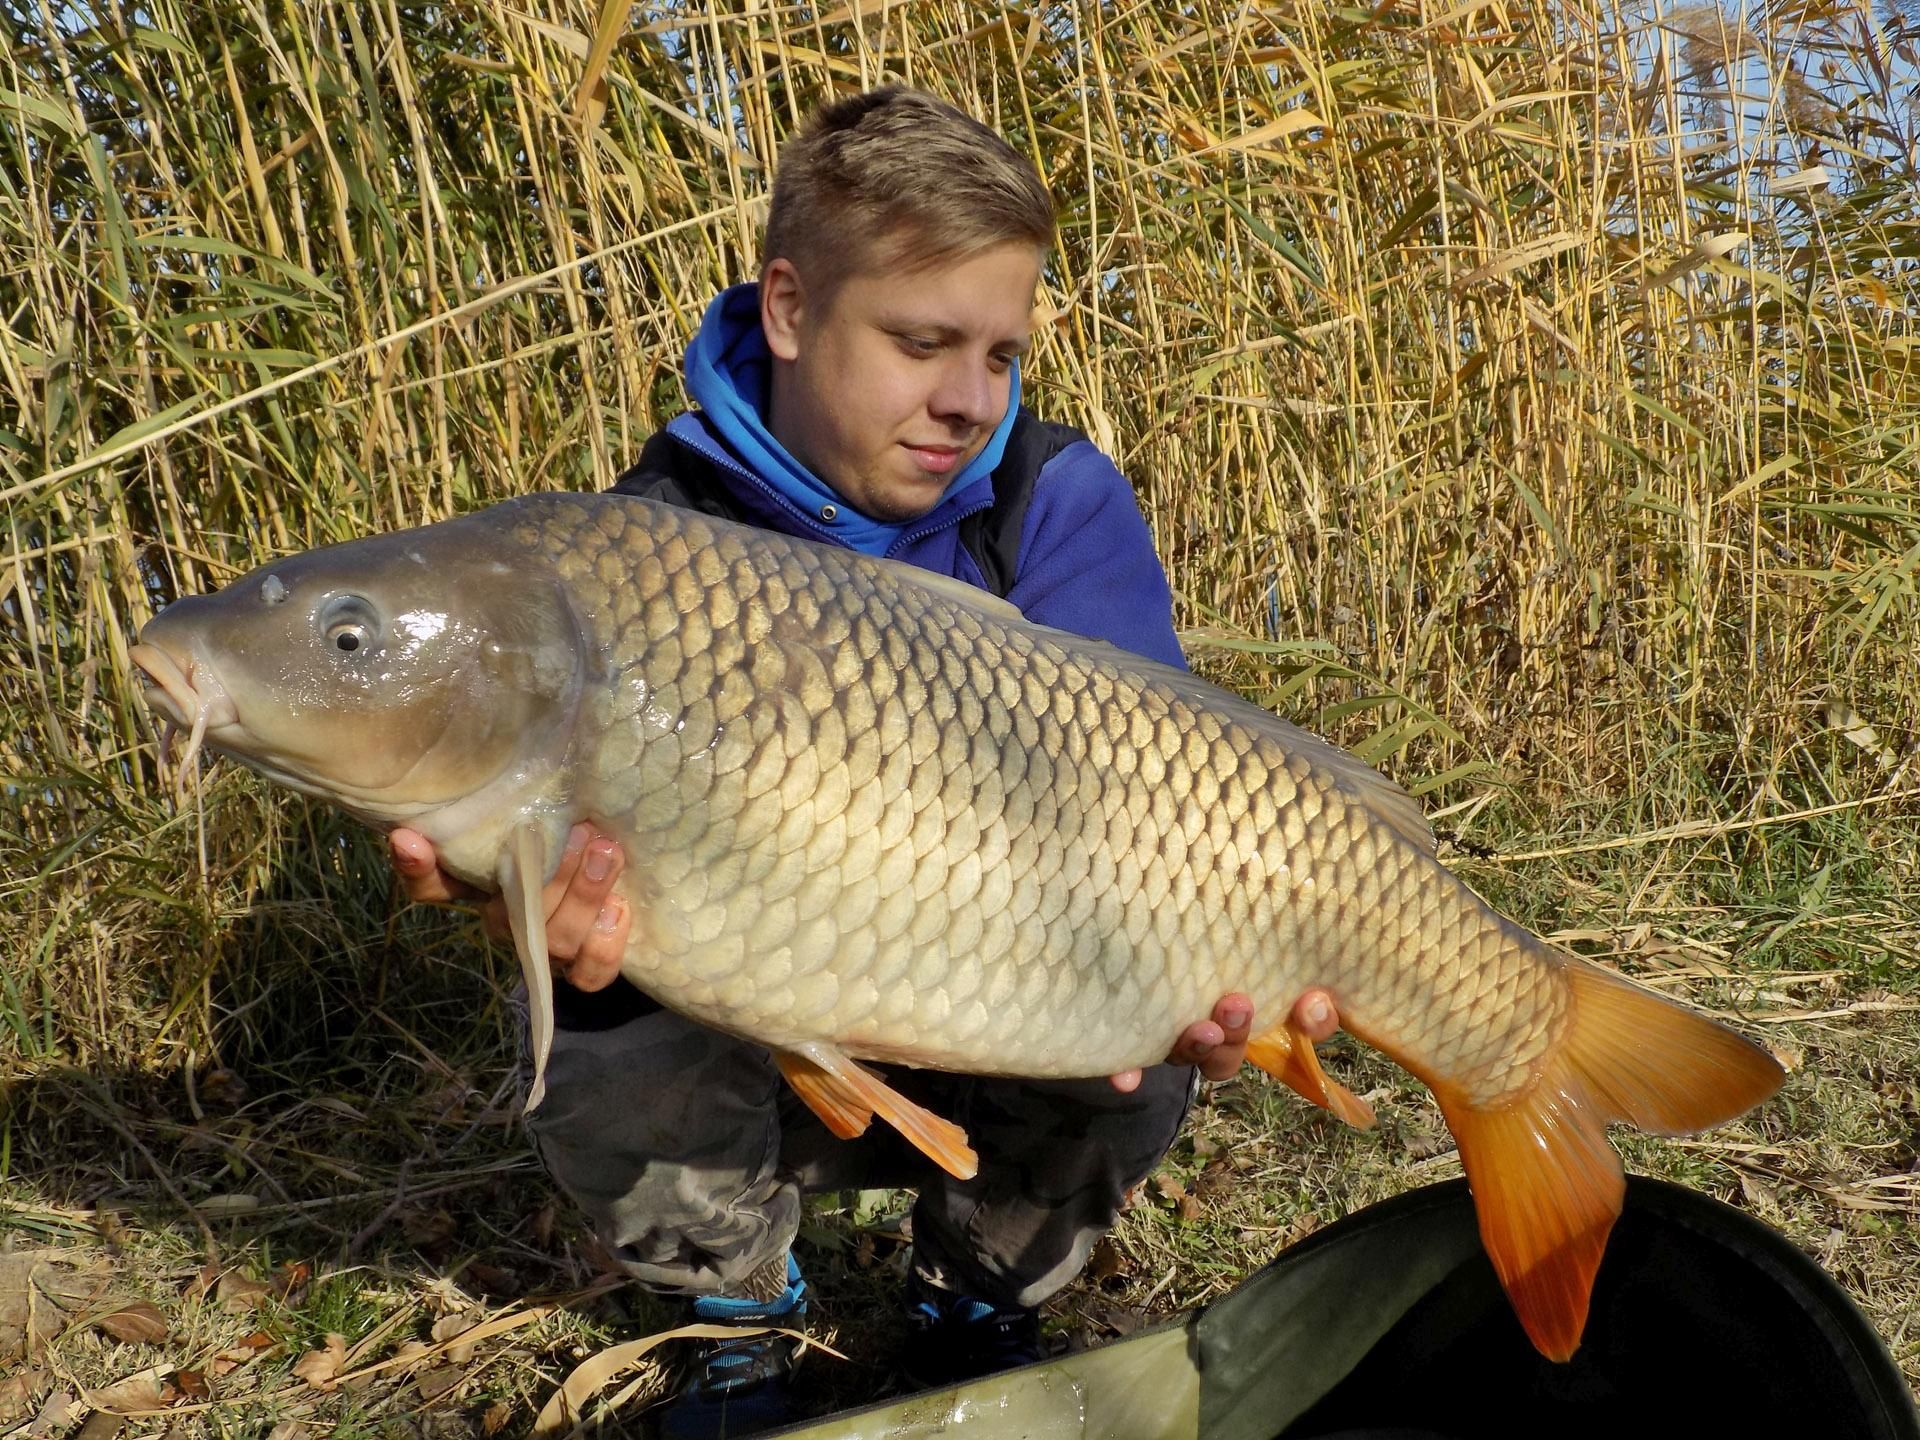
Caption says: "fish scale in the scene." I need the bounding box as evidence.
[131,489,1784,1362]
[499,494,1555,1088]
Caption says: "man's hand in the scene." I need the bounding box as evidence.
[1108,989,1339,1093]
[389,823,632,991]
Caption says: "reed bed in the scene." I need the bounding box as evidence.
[3,0,1918,1429]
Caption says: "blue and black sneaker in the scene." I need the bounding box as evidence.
[656,1254,807,1440]
[899,1272,1047,1391]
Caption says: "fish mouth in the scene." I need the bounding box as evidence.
[130,641,239,792]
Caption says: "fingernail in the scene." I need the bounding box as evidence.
[1222,1006,1251,1031]
[1303,996,1331,1028]
[584,840,614,881]
[566,824,589,855]
[593,901,621,934]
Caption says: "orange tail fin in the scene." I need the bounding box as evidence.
[1433,959,1785,1362]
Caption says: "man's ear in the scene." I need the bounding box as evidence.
[761,258,804,361]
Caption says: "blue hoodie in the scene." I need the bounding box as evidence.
[656,283,1187,671]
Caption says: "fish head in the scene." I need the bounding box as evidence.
[130,521,582,821]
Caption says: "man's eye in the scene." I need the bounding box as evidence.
[897,334,939,356]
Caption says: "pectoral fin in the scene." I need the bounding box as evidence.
[1245,1021,1376,1129]
[776,1042,978,1181]
[500,824,555,1115]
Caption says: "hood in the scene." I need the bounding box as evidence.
[681,283,1019,555]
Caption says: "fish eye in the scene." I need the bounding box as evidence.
[317,594,382,657]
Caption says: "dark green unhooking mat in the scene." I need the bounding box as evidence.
[775,1176,1918,1439]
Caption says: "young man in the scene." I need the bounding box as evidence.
[390,88,1338,1435]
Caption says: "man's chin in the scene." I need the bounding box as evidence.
[855,473,948,524]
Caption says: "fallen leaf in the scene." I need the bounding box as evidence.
[75,1410,126,1440]
[216,1270,272,1314]
[26,1391,76,1437]
[1149,1173,1187,1207]
[414,1365,462,1401]
[273,1262,312,1302]
[95,1301,169,1344]
[390,1339,431,1368]
[182,1264,218,1304]
[2,1252,115,1361]
[1176,1194,1204,1224]
[265,1423,307,1440]
[0,1370,45,1422]
[1738,1170,1782,1219]
[171,1369,209,1400]
[292,1333,347,1390]
[1192,1159,1235,1202]
[402,1208,457,1249]
[532,1324,830,1436]
[431,1312,480,1365]
[197,1067,249,1107]
[482,1400,512,1434]
[1087,1239,1126,1285]
[87,1373,169,1412]
[1083,1300,1144,1337]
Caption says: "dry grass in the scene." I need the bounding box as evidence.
[4,0,1919,1432]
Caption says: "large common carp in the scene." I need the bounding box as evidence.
[131,493,1784,1360]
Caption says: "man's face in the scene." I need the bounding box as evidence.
[762,241,1044,523]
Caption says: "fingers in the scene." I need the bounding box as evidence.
[1196,993,1254,1081]
[389,827,482,906]
[1166,1020,1225,1070]
[1292,988,1338,1043]
[567,897,631,991]
[539,824,630,992]
[1161,990,1341,1085]
[404,822,631,992]
[1107,1067,1144,1094]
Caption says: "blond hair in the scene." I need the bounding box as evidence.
[763,87,1055,296]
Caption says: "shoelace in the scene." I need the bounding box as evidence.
[688,1332,793,1398]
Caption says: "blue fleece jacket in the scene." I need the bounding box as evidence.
[663,285,1187,671]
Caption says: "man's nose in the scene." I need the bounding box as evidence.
[929,358,1001,428]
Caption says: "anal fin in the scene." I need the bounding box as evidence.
[1245,1020,1376,1129]
[774,1050,875,1140]
[781,1042,978,1181]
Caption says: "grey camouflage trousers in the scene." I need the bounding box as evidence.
[523,1004,1196,1309]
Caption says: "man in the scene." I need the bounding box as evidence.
[390,88,1339,1436]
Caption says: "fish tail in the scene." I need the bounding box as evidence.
[1431,957,1785,1362]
